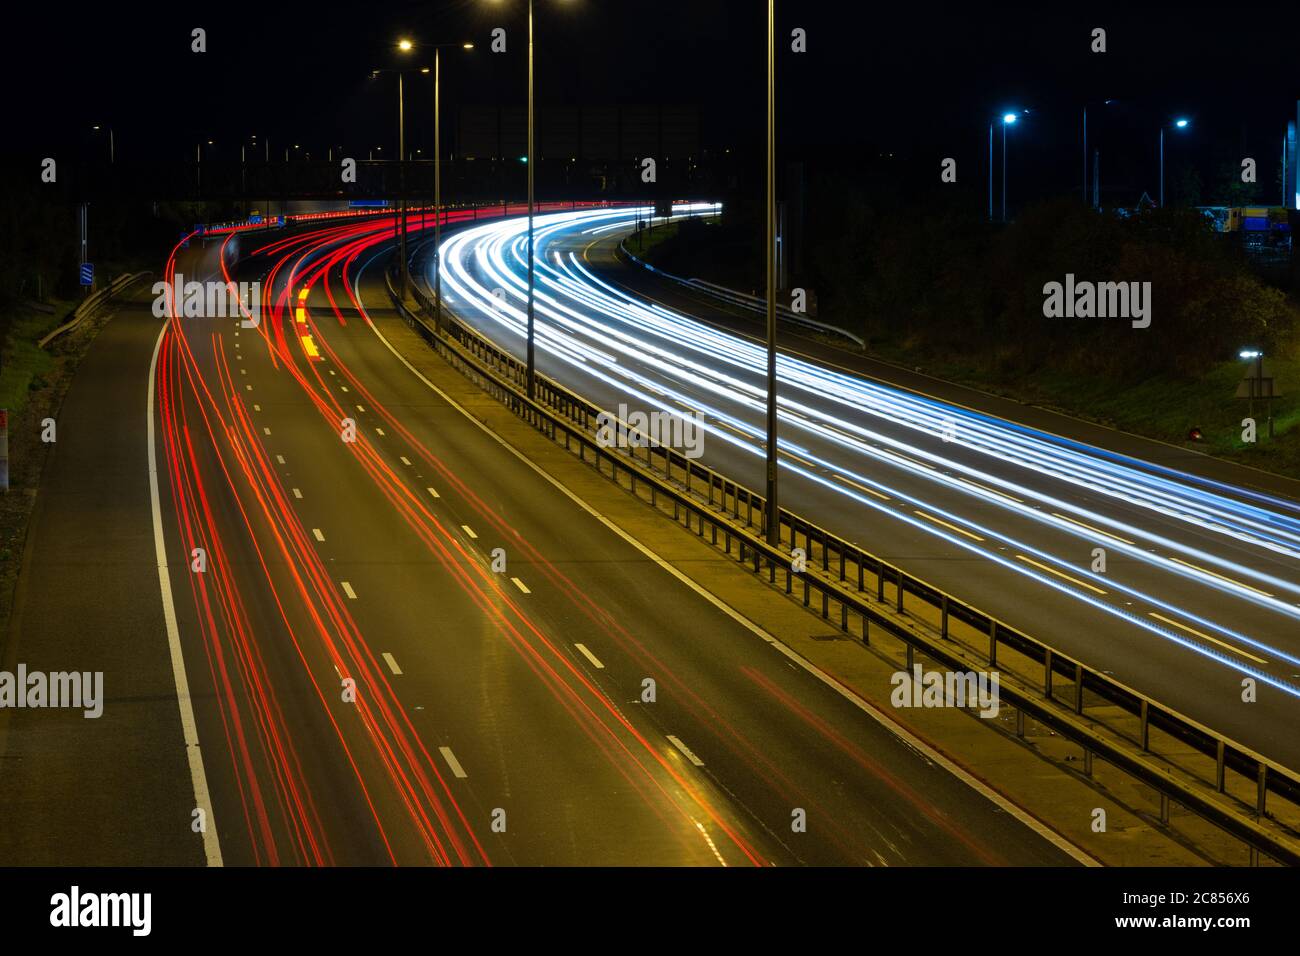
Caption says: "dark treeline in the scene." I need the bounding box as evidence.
[0,175,218,354]
[672,163,1297,385]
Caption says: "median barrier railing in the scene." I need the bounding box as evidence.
[385,234,1300,867]
[617,235,866,347]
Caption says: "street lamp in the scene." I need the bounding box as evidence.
[764,0,779,545]
[1081,99,1116,206]
[487,0,573,401]
[384,37,474,320]
[1001,111,1019,223]
[987,111,1021,222]
[91,125,114,164]
[1159,117,1190,207]
[1238,348,1273,439]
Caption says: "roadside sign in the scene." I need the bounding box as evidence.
[79,263,94,286]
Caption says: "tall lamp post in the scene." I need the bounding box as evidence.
[1000,112,1018,222]
[1159,117,1190,208]
[427,42,474,332]
[764,0,779,545]
[382,39,474,316]
[987,112,1020,222]
[487,0,570,400]
[91,125,114,164]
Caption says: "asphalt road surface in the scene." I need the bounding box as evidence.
[421,204,1300,771]
[15,212,1074,866]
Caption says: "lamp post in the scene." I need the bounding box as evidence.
[486,0,571,399]
[91,125,114,164]
[1239,349,1272,439]
[387,38,473,310]
[764,0,779,545]
[1001,112,1018,223]
[1159,117,1190,208]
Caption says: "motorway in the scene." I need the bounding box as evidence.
[124,210,1083,865]
[420,204,1300,770]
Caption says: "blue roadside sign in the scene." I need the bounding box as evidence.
[79,262,94,286]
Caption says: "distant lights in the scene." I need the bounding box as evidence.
[398,38,413,51]
[1175,118,1190,128]
[1239,349,1263,360]
[1002,113,1018,125]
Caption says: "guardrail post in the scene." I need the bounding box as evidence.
[940,594,949,639]
[1216,740,1226,793]
[1257,763,1268,815]
[1140,700,1150,751]
[989,620,998,666]
[1075,661,1085,713]
[1044,648,1054,698]
[1015,707,1025,738]
[895,570,904,614]
[906,643,914,671]
[1083,748,1093,777]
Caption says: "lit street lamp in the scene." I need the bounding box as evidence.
[91,125,114,164]
[486,0,572,400]
[1001,111,1019,223]
[987,111,1021,223]
[384,37,474,312]
[1238,348,1273,439]
[1159,117,1190,207]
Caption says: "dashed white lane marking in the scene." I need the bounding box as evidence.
[341,581,357,600]
[240,368,246,375]
[357,405,366,413]
[375,427,385,436]
[400,456,412,466]
[328,369,335,376]
[511,576,531,594]
[438,746,468,779]
[461,525,478,539]
[574,643,605,669]
[312,528,325,542]
[361,289,1101,868]
[262,427,271,436]
[667,735,705,767]
[292,488,303,499]
[341,386,350,393]
[253,404,261,411]
[382,652,402,675]
[426,487,440,498]
[245,385,252,391]
[276,455,286,464]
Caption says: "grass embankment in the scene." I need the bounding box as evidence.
[0,304,68,414]
[870,342,1300,478]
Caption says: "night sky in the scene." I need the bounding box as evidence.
[6,1,1300,205]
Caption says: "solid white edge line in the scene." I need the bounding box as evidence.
[361,267,1100,868]
[439,746,468,778]
[511,576,531,594]
[147,320,224,867]
[574,643,605,669]
[667,734,705,767]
